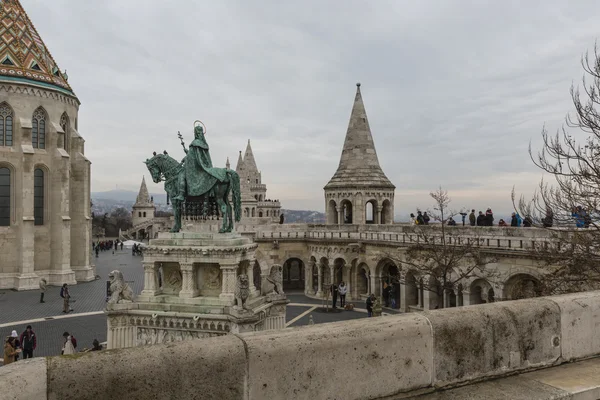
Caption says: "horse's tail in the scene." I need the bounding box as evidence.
[229,170,242,222]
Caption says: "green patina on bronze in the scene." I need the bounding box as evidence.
[144,123,241,233]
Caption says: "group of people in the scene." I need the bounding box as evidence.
[328,282,348,309]
[3,325,103,366]
[132,243,143,256]
[409,211,431,225]
[93,240,123,257]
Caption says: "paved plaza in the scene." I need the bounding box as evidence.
[0,250,396,358]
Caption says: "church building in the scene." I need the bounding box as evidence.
[0,0,93,289]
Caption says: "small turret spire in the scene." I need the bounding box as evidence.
[226,156,230,169]
[135,176,151,205]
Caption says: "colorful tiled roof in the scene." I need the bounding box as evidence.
[0,0,74,94]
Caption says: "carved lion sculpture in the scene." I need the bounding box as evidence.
[108,270,133,304]
[266,264,284,295]
[234,274,250,310]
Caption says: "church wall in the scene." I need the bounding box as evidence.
[0,83,88,289]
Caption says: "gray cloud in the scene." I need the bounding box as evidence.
[24,0,600,215]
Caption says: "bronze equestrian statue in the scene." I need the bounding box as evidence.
[144,122,241,233]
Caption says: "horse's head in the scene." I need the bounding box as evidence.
[144,152,163,183]
[144,151,180,183]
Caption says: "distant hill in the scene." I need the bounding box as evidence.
[92,189,167,204]
[282,209,325,223]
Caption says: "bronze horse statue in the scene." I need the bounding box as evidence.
[144,151,241,233]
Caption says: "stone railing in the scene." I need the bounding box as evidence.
[4,291,600,399]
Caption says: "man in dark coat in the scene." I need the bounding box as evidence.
[476,211,485,226]
[19,325,37,359]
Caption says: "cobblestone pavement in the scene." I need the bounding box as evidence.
[0,249,144,324]
[0,252,399,360]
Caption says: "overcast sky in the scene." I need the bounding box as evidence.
[25,0,600,215]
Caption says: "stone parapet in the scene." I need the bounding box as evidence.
[6,291,600,399]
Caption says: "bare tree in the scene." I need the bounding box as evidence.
[384,188,498,306]
[515,42,600,294]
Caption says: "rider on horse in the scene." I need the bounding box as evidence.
[174,124,227,202]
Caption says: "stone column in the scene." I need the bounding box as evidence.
[336,206,343,225]
[316,265,323,297]
[462,291,471,306]
[443,289,450,308]
[423,289,431,310]
[219,263,238,302]
[179,262,198,298]
[305,261,315,295]
[375,206,383,225]
[418,284,423,308]
[141,261,160,296]
[247,259,259,297]
[400,283,409,312]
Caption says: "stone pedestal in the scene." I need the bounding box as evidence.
[106,231,288,350]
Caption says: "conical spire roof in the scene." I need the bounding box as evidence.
[134,176,151,206]
[235,150,244,173]
[243,139,259,174]
[324,83,395,190]
[0,0,74,95]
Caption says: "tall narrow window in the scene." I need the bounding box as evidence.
[32,107,46,149]
[0,167,10,226]
[34,169,44,225]
[60,113,69,151]
[0,103,13,146]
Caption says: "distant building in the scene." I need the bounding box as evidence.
[0,0,94,290]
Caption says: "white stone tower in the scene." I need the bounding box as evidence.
[132,176,155,228]
[0,0,94,289]
[324,83,395,225]
[235,140,281,220]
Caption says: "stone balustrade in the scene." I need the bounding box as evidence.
[4,290,600,399]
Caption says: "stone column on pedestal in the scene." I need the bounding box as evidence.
[400,283,409,312]
[247,259,259,297]
[179,262,198,298]
[336,206,342,225]
[375,206,383,225]
[443,288,450,308]
[316,265,323,297]
[462,291,471,306]
[141,261,160,296]
[219,263,238,301]
[305,261,315,295]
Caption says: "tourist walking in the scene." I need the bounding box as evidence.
[39,278,47,303]
[366,294,375,317]
[423,212,430,225]
[95,245,99,258]
[60,283,73,313]
[330,283,339,309]
[19,325,36,359]
[338,282,347,308]
[3,336,20,365]
[61,332,76,355]
[476,211,485,226]
[469,209,476,226]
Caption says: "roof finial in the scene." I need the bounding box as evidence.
[356,82,361,87]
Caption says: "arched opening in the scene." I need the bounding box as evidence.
[380,260,400,308]
[333,258,345,285]
[0,166,11,226]
[143,212,146,218]
[357,264,369,297]
[33,168,44,226]
[470,279,493,305]
[381,199,392,224]
[283,258,305,291]
[365,200,377,224]
[60,112,70,151]
[266,210,270,217]
[428,275,443,309]
[327,199,338,224]
[253,261,261,291]
[259,211,263,217]
[457,283,464,306]
[251,208,255,217]
[405,271,419,308]
[311,257,318,293]
[503,274,542,300]
[340,199,353,224]
[320,257,331,288]
[0,102,14,147]
[32,107,47,149]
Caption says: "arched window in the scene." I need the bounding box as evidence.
[0,103,13,147]
[34,169,44,225]
[60,113,69,151]
[138,212,142,217]
[0,167,10,226]
[143,212,146,217]
[32,107,47,149]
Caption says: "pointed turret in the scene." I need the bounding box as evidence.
[0,0,75,95]
[134,176,151,206]
[243,139,259,174]
[235,150,244,174]
[325,83,395,190]
[226,157,231,169]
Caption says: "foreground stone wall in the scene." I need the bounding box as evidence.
[4,291,600,399]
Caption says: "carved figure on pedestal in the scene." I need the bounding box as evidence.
[234,274,250,311]
[166,270,183,291]
[108,270,134,304]
[262,265,284,295]
[206,266,221,289]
